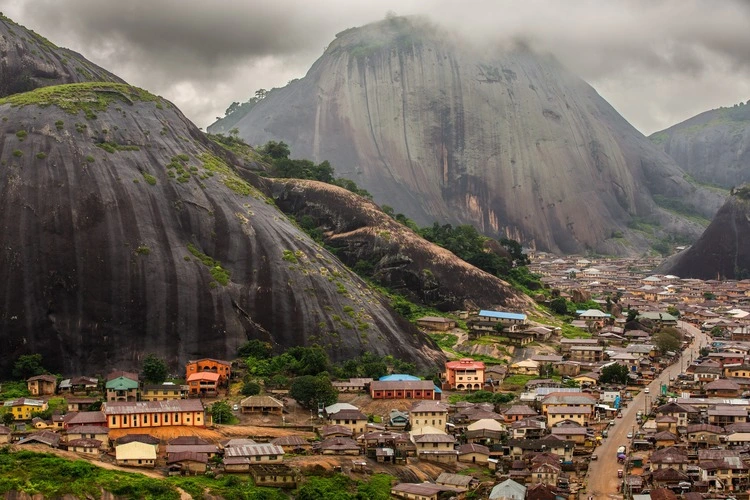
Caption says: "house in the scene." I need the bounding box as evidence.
[413,433,457,463]
[638,311,678,326]
[703,379,741,398]
[686,424,724,447]
[26,375,57,396]
[698,449,749,491]
[185,358,231,385]
[410,401,449,434]
[67,438,102,457]
[477,310,528,328]
[416,316,457,331]
[141,383,188,401]
[389,409,409,428]
[66,425,110,448]
[66,397,99,412]
[650,446,689,470]
[529,461,561,486]
[443,359,485,390]
[506,438,574,461]
[569,345,604,362]
[435,472,477,490]
[559,338,600,353]
[187,371,220,396]
[320,425,353,439]
[0,426,11,444]
[489,479,526,500]
[3,398,47,420]
[315,437,361,455]
[248,464,297,488]
[239,395,284,415]
[17,430,60,448]
[652,431,680,448]
[550,426,588,444]
[64,411,107,428]
[167,436,220,459]
[167,452,208,475]
[370,380,437,400]
[466,419,505,445]
[329,409,367,435]
[106,372,139,402]
[390,483,464,500]
[116,434,160,452]
[510,417,547,440]
[104,399,207,429]
[115,441,157,467]
[224,443,284,463]
[656,402,700,427]
[457,443,490,464]
[708,405,747,426]
[509,359,540,376]
[332,378,373,392]
[271,435,311,454]
[503,405,538,422]
[59,376,99,395]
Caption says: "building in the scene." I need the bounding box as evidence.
[239,395,284,415]
[26,375,57,396]
[370,380,437,400]
[67,438,102,457]
[115,441,157,468]
[185,358,231,385]
[66,425,110,449]
[328,409,368,435]
[490,479,527,500]
[3,398,47,420]
[413,433,457,463]
[224,443,284,464]
[187,372,220,396]
[141,383,188,401]
[0,426,11,444]
[416,316,457,331]
[410,401,449,434]
[477,310,528,329]
[104,399,207,429]
[248,464,297,488]
[443,359,485,390]
[569,345,604,362]
[106,373,139,402]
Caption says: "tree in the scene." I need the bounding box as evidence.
[211,401,234,425]
[12,354,46,379]
[141,354,168,384]
[254,88,267,100]
[290,375,338,409]
[666,305,681,318]
[599,363,629,385]
[703,292,716,300]
[288,346,330,376]
[626,309,639,323]
[261,140,290,160]
[654,329,681,354]
[238,339,273,359]
[229,127,240,137]
[549,297,569,315]
[1,411,14,427]
[241,381,261,396]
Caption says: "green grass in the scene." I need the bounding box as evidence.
[97,142,140,153]
[0,83,164,119]
[0,381,30,400]
[198,152,263,197]
[0,449,179,499]
[560,323,592,339]
[187,243,231,286]
[502,374,536,390]
[168,474,286,499]
[142,172,157,185]
[428,333,458,350]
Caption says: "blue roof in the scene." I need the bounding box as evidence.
[479,310,527,321]
[379,374,420,381]
[434,385,442,394]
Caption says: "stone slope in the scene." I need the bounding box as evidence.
[0,14,124,96]
[650,103,750,190]
[213,16,723,255]
[659,186,750,280]
[0,83,444,375]
[252,176,534,312]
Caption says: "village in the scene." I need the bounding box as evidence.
[2,254,750,499]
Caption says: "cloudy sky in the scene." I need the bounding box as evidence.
[2,0,748,135]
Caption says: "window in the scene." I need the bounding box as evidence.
[144,415,148,423]
[256,456,261,461]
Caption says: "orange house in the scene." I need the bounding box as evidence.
[185,358,231,385]
[444,359,485,390]
[187,372,220,396]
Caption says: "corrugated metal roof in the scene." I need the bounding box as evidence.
[225,444,284,457]
[479,310,527,321]
[104,400,204,415]
[115,441,157,460]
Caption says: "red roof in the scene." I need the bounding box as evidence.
[187,372,221,382]
[445,359,485,370]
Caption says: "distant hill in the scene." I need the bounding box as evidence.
[650,102,750,190]
[211,16,723,255]
[659,186,750,280]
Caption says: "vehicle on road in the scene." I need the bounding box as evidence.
[232,404,239,411]
[617,469,623,478]
[602,430,608,438]
[644,387,650,393]
[627,431,633,438]
[617,412,623,418]
[591,454,598,461]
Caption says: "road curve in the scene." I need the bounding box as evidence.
[585,321,707,499]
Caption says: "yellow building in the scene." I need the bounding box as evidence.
[141,383,188,401]
[410,401,449,434]
[546,406,590,427]
[2,398,48,420]
[104,400,207,429]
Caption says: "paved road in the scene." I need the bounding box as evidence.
[585,321,708,499]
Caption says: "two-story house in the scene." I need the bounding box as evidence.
[443,359,485,391]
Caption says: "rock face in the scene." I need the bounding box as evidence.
[0,82,444,375]
[0,14,123,96]
[254,177,534,312]
[650,103,750,190]
[659,187,750,280]
[211,16,723,255]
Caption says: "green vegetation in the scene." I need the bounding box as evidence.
[502,374,536,390]
[54,120,64,130]
[141,354,168,384]
[15,130,27,141]
[209,401,237,425]
[142,172,157,185]
[599,363,629,384]
[135,245,151,255]
[429,333,458,350]
[653,195,710,225]
[0,449,179,499]
[653,327,682,354]
[448,390,515,405]
[97,142,140,153]
[12,354,47,379]
[187,243,231,287]
[0,381,30,400]
[295,472,394,500]
[198,152,259,196]
[168,475,285,499]
[11,150,22,157]
[85,155,95,163]
[0,83,164,119]
[289,375,338,409]
[35,152,46,159]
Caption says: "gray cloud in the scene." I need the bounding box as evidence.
[1,0,748,134]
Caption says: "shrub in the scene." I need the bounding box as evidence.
[12,150,22,157]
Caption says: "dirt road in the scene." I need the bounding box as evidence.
[585,321,707,499]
